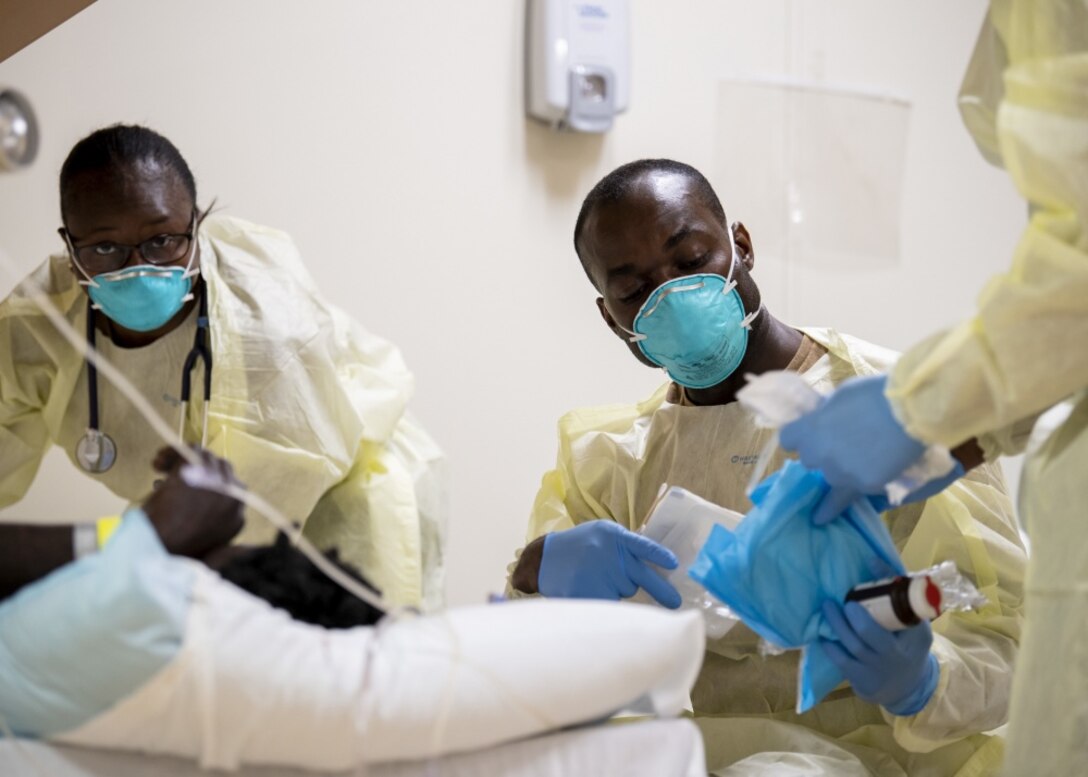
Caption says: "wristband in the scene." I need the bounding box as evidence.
[96,516,123,549]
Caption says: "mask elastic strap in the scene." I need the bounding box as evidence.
[181,212,201,280]
[72,249,102,309]
[726,222,763,330]
[621,323,647,344]
[181,258,200,282]
[64,231,102,289]
[725,224,740,284]
[740,304,763,330]
[179,221,202,297]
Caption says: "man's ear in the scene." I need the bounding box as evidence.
[597,296,625,340]
[733,222,755,272]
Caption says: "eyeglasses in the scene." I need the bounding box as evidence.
[63,215,196,275]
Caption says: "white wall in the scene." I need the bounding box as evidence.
[0,0,1025,605]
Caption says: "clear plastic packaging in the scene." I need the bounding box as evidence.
[736,370,956,506]
[925,560,989,613]
[633,485,742,640]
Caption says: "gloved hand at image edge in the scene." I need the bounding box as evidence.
[538,521,682,609]
[779,375,929,525]
[866,459,966,514]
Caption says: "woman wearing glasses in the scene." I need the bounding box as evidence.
[0,125,446,612]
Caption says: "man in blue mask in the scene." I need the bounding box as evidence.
[505,159,1028,776]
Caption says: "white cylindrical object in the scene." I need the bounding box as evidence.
[846,575,942,631]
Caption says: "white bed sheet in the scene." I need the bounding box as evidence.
[0,718,706,777]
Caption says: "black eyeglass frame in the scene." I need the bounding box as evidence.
[60,211,199,276]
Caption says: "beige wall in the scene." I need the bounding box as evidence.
[0,0,1025,605]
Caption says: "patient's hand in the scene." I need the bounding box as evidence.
[201,543,254,570]
[143,447,246,560]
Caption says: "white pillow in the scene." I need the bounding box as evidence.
[56,565,705,772]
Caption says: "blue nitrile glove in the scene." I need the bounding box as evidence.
[779,375,927,525]
[818,599,939,716]
[867,460,966,513]
[538,521,681,608]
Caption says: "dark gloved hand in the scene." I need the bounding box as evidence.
[142,447,245,559]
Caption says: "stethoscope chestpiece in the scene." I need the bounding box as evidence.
[76,427,117,473]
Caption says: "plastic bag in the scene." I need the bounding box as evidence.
[689,459,905,712]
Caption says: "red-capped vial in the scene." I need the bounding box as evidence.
[845,574,942,631]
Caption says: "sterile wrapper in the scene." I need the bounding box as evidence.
[633,485,742,640]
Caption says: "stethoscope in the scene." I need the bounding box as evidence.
[75,283,213,474]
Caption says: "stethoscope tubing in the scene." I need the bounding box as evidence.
[79,281,212,473]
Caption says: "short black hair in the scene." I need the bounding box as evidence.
[60,124,197,219]
[573,159,727,285]
[218,532,384,629]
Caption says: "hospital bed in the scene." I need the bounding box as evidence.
[2,523,708,775]
[0,718,706,777]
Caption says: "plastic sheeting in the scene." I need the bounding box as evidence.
[713,77,911,270]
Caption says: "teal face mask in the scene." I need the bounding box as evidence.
[624,230,760,389]
[84,265,195,332]
[75,234,199,332]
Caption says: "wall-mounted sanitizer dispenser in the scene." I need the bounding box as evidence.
[526,0,630,133]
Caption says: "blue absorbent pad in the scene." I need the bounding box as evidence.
[689,460,904,712]
[0,509,193,737]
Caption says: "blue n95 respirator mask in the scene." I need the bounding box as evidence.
[84,267,196,332]
[623,228,761,389]
[77,246,198,333]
